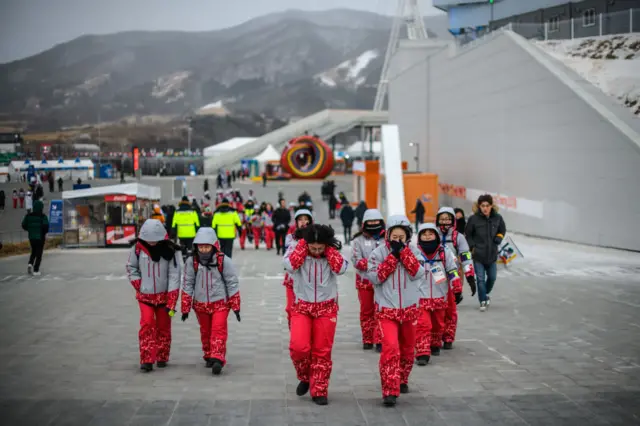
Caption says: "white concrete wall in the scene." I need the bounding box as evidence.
[388,31,640,251]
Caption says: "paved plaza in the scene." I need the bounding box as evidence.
[1,181,640,425]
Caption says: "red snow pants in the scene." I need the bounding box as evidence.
[12,198,17,209]
[443,288,458,344]
[376,307,419,397]
[415,304,446,356]
[252,226,262,248]
[264,226,274,249]
[239,228,247,249]
[138,302,172,364]
[357,287,379,344]
[285,283,295,329]
[195,309,229,364]
[378,314,416,397]
[289,300,338,398]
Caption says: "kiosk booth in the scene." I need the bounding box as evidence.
[61,183,161,247]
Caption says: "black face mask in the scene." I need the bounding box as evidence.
[364,223,384,235]
[419,240,439,254]
[198,251,214,265]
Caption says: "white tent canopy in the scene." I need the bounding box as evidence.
[62,183,161,200]
[254,144,281,172]
[254,144,280,162]
[203,137,256,157]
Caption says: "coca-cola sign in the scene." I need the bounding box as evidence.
[105,195,136,202]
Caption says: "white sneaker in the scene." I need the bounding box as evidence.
[27,264,33,275]
[479,301,487,312]
[33,271,41,276]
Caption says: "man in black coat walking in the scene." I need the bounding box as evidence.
[465,194,506,312]
[339,201,355,245]
[272,199,292,255]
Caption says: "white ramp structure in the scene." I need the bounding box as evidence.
[380,125,406,217]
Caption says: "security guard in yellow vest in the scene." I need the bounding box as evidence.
[172,196,200,255]
[212,198,242,258]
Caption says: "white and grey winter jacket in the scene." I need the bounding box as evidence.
[367,243,425,310]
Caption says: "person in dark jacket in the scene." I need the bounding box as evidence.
[411,198,425,233]
[454,208,466,235]
[465,194,506,312]
[0,190,5,210]
[354,201,367,228]
[21,200,49,276]
[200,206,213,227]
[328,194,338,219]
[339,201,355,244]
[273,199,292,255]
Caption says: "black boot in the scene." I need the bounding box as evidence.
[375,343,382,353]
[363,343,374,350]
[312,396,328,405]
[296,381,310,396]
[443,342,453,350]
[140,363,153,372]
[383,395,397,406]
[400,384,409,394]
[157,361,167,368]
[205,358,214,368]
[431,346,441,356]
[211,358,223,375]
[416,355,430,366]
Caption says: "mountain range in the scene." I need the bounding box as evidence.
[0,9,451,132]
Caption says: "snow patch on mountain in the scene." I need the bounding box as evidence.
[536,35,640,116]
[315,49,379,87]
[152,71,191,101]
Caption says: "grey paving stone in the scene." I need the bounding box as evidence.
[167,414,211,426]
[127,415,170,426]
[1,180,640,426]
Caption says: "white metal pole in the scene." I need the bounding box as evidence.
[571,18,574,39]
[599,13,603,36]
[97,111,102,176]
[544,22,548,40]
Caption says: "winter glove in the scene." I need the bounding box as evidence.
[455,292,463,305]
[181,313,189,322]
[494,235,503,245]
[389,240,405,258]
[233,310,241,322]
[467,275,477,296]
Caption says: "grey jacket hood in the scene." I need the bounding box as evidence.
[386,215,412,240]
[193,227,218,245]
[139,219,168,242]
[436,207,455,221]
[363,209,384,223]
[294,209,313,221]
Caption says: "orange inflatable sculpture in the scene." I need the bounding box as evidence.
[280,135,334,179]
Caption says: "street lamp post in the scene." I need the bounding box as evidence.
[187,116,193,156]
[409,142,420,171]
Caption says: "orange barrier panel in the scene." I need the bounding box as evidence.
[403,173,439,224]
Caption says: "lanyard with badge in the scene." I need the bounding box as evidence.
[422,252,447,285]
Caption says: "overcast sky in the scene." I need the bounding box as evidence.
[0,0,442,63]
